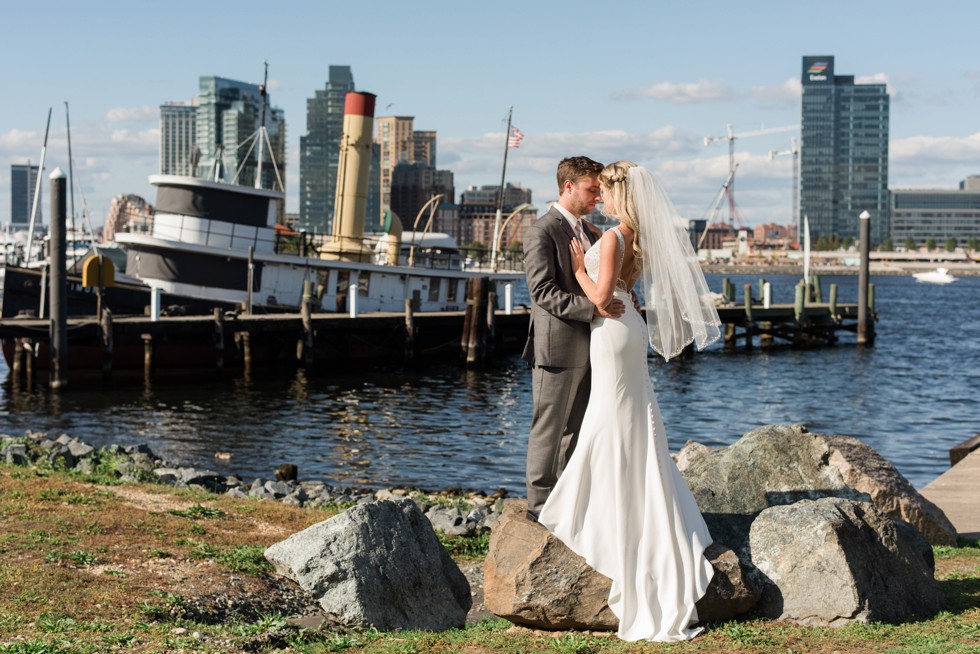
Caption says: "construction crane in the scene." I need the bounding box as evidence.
[769,137,800,247]
[704,123,798,227]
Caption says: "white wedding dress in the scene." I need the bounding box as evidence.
[538,228,714,642]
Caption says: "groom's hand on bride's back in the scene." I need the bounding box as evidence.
[595,297,626,318]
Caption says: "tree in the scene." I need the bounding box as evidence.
[904,236,916,252]
[925,237,937,251]
[879,239,894,252]
[944,237,957,252]
[507,240,523,253]
[815,235,830,251]
[842,236,854,250]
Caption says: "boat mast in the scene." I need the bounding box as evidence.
[66,102,77,248]
[255,61,268,190]
[25,107,52,265]
[490,106,513,267]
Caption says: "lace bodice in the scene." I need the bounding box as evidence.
[584,226,629,291]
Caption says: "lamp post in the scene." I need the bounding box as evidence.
[408,193,444,268]
[492,203,532,272]
[857,210,871,345]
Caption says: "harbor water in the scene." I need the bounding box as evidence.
[1,273,977,492]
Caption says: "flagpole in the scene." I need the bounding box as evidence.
[490,106,513,269]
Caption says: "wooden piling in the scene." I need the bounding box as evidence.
[100,308,113,374]
[404,298,415,364]
[828,283,838,318]
[213,309,225,368]
[857,210,871,345]
[49,168,68,390]
[142,334,154,376]
[465,277,488,365]
[743,283,754,351]
[300,300,314,367]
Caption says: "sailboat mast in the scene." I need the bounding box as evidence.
[255,61,268,190]
[490,106,513,267]
[66,102,77,242]
[25,107,52,265]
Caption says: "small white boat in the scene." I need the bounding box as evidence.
[912,267,957,284]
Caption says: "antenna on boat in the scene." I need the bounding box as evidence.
[25,107,52,265]
[255,61,267,190]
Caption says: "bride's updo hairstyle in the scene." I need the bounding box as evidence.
[599,160,643,262]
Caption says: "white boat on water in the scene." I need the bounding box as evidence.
[912,267,957,284]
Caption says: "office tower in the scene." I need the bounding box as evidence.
[390,162,454,230]
[376,116,416,219]
[159,102,198,176]
[299,66,357,233]
[458,183,534,249]
[10,163,41,226]
[193,76,286,194]
[413,130,436,167]
[890,177,980,248]
[800,55,890,244]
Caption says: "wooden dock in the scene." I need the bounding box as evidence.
[920,435,980,540]
[713,276,875,350]
[0,306,531,382]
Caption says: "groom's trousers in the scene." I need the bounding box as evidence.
[526,363,591,514]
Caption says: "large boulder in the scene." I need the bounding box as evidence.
[264,498,471,631]
[822,434,957,545]
[483,501,759,630]
[749,497,944,625]
[681,424,955,552]
[484,500,617,630]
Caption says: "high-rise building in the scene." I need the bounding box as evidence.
[413,130,436,167]
[890,176,980,248]
[10,163,40,226]
[459,183,535,249]
[193,76,286,193]
[376,116,416,219]
[299,66,356,233]
[159,102,198,176]
[800,55,890,244]
[160,76,286,221]
[390,162,455,231]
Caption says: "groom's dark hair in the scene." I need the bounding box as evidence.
[557,156,603,193]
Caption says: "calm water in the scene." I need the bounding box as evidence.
[1,273,977,491]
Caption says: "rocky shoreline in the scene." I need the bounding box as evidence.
[0,430,507,539]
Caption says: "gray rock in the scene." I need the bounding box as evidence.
[483,500,758,630]
[675,440,712,472]
[822,434,957,545]
[749,497,944,625]
[264,499,470,631]
[265,480,295,498]
[66,440,95,459]
[4,443,29,466]
[426,506,465,533]
[681,424,868,555]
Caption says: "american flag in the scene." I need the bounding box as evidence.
[508,126,525,149]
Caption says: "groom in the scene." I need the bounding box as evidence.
[522,156,625,520]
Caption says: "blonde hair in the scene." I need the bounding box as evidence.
[599,160,642,262]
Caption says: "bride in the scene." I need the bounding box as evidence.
[537,161,722,642]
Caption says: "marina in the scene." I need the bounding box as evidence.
[1,273,976,494]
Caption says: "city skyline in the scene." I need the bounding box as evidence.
[2,1,979,232]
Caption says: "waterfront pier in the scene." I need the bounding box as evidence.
[714,276,874,350]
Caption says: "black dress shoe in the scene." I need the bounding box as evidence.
[525,510,539,523]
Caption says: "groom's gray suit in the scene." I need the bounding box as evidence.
[522,206,597,514]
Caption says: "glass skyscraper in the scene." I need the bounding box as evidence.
[10,163,40,226]
[299,66,380,233]
[800,56,890,244]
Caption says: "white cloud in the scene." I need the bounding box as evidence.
[855,72,899,100]
[614,79,738,103]
[750,77,801,105]
[105,106,158,123]
[890,132,980,163]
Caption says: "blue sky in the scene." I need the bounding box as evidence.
[2,0,979,231]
